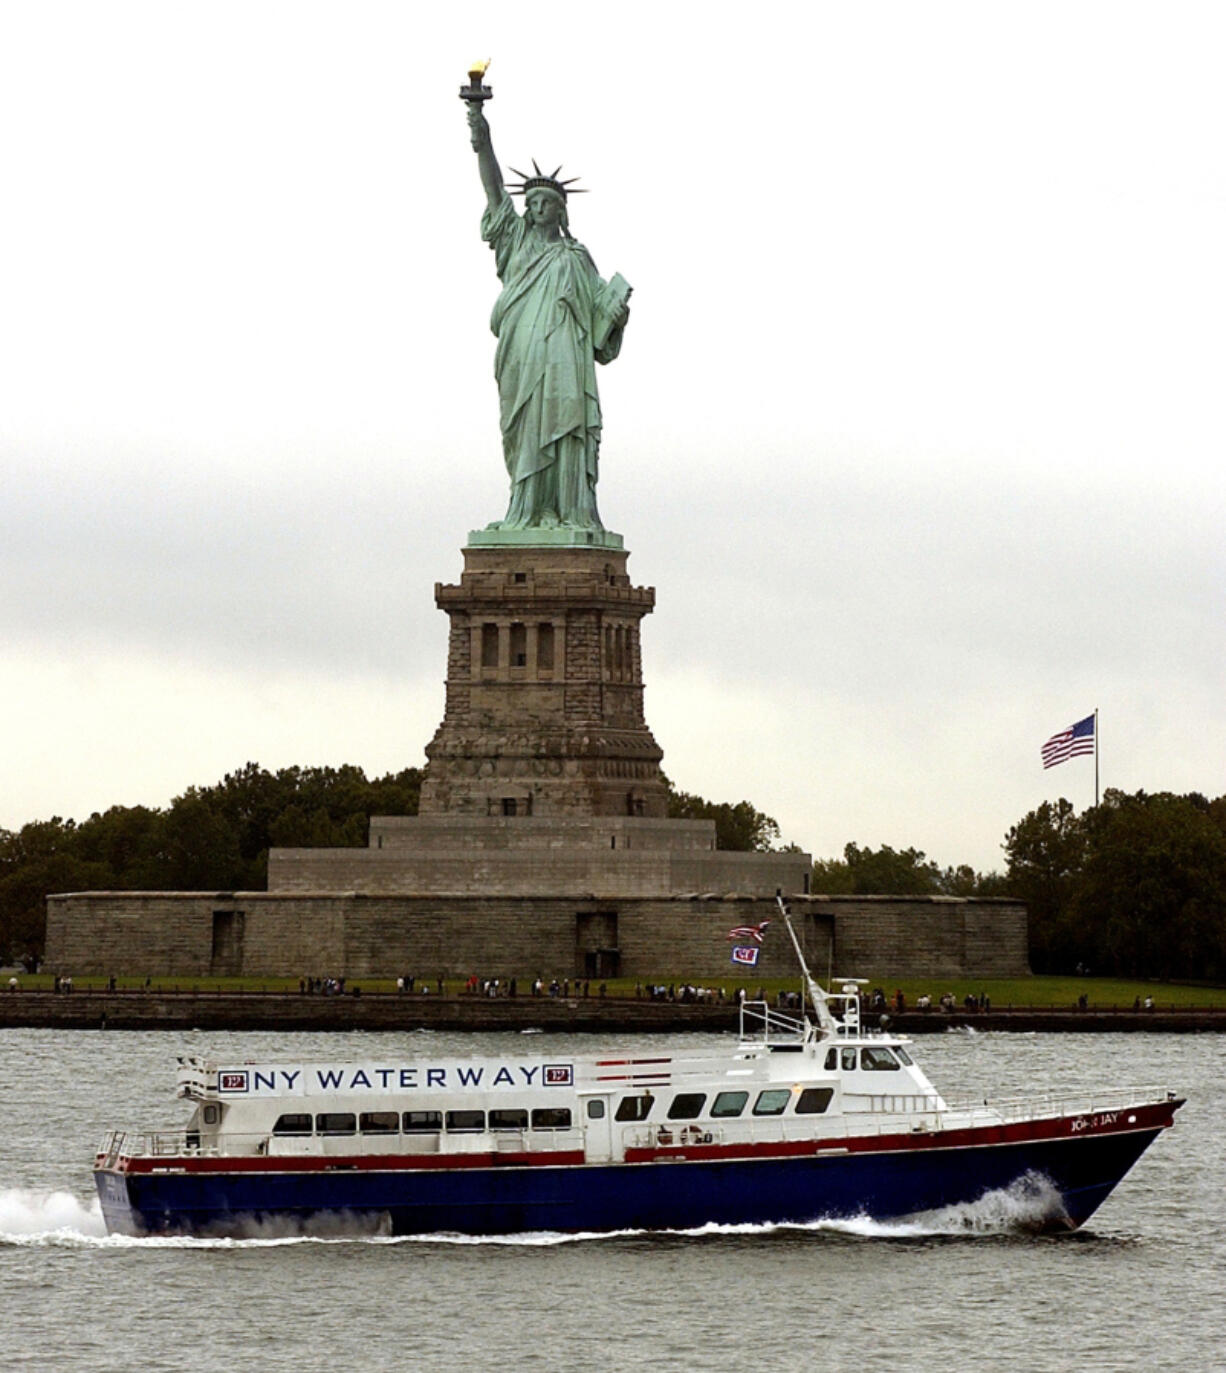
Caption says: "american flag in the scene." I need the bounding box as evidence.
[727,920,769,944]
[1042,714,1095,769]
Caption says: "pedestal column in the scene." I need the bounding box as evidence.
[420,544,669,817]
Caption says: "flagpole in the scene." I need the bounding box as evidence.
[1095,706,1100,807]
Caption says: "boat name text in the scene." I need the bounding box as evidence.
[213,1063,575,1096]
[1069,1111,1119,1132]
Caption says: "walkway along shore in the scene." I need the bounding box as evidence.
[3,990,1225,1033]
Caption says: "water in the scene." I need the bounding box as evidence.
[1,1027,1222,1370]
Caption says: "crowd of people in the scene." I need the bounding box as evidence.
[867,987,993,1015]
[638,983,733,1003]
[299,976,349,995]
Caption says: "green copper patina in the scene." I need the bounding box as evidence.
[465,93,630,548]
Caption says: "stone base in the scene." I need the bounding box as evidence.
[466,527,625,550]
[45,889,1031,982]
[267,814,811,899]
[420,542,668,818]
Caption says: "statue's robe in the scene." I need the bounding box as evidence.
[482,192,627,529]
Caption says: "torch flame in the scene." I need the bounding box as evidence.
[468,59,490,80]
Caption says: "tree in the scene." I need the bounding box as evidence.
[0,762,425,956]
[842,843,943,895]
[71,805,173,889]
[665,787,782,851]
[0,820,110,962]
[810,855,855,893]
[1003,789,1226,978]
[157,794,248,891]
[1003,798,1086,972]
[1072,789,1226,980]
[811,845,1006,898]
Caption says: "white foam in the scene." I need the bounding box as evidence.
[0,1187,107,1241]
[812,1171,1070,1238]
[332,1176,1071,1247]
[0,1172,1068,1249]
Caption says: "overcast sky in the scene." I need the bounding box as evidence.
[2,2,1222,872]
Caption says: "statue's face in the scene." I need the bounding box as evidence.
[526,191,564,228]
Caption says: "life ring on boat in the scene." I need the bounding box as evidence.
[682,1124,704,1146]
[656,1127,674,1146]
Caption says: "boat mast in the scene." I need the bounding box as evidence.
[775,893,838,1036]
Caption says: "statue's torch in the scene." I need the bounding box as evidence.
[459,59,492,104]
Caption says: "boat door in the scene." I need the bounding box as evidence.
[582,1094,615,1163]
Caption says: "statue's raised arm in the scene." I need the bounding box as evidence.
[460,69,631,540]
[466,103,504,213]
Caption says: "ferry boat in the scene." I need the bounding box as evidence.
[94,909,1183,1238]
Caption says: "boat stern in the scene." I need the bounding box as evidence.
[94,1166,145,1236]
[94,1133,145,1236]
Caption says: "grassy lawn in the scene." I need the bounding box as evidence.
[7,971,1226,1009]
[830,975,1226,1011]
[600,974,1226,1010]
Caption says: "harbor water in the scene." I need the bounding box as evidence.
[1,1027,1222,1371]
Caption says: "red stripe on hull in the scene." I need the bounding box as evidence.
[626,1099,1181,1164]
[121,1149,587,1176]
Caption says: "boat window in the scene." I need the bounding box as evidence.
[795,1087,835,1115]
[752,1090,791,1116]
[315,1113,356,1135]
[667,1094,706,1121]
[841,1048,857,1071]
[446,1110,486,1132]
[531,1108,572,1130]
[861,1047,901,1071]
[711,1091,748,1118]
[895,1046,914,1066]
[402,1111,443,1133]
[587,1100,606,1119]
[824,1048,837,1071]
[614,1095,654,1122]
[202,1104,221,1126]
[272,1113,312,1136]
[360,1111,400,1134]
[489,1108,529,1131]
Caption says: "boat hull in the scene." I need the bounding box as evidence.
[95,1103,1179,1238]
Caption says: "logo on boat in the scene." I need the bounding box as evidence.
[544,1064,574,1086]
[218,1071,249,1094]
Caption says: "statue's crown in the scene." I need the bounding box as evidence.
[508,160,586,199]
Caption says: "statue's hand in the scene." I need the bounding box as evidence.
[613,303,630,329]
[467,103,490,151]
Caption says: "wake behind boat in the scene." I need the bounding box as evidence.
[94,903,1182,1238]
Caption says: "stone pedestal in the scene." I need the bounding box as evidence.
[419,543,669,818]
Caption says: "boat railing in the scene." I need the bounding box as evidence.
[97,1130,127,1169]
[737,1000,810,1046]
[625,1083,1175,1151]
[104,1129,216,1158]
[96,1125,590,1162]
[939,1084,1175,1125]
[737,995,899,1046]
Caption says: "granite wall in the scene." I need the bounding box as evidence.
[45,892,1029,982]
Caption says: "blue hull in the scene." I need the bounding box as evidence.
[96,1126,1166,1237]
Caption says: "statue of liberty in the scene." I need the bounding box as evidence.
[465,90,631,534]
